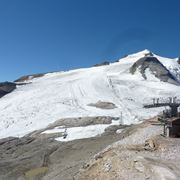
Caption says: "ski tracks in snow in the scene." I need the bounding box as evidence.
[106,74,134,119]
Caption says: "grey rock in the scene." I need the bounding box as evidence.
[88,101,117,109]
[177,57,180,65]
[129,56,178,85]
[14,73,45,82]
[0,82,16,98]
[0,136,58,180]
[94,61,110,67]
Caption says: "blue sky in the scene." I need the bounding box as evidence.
[0,0,180,81]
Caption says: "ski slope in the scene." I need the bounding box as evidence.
[0,50,180,138]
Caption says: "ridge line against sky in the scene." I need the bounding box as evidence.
[0,0,180,81]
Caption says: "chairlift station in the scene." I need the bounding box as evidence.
[144,97,180,138]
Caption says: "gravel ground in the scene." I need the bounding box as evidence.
[75,119,180,180]
[0,116,126,180]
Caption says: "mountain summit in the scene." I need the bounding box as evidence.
[128,49,154,57]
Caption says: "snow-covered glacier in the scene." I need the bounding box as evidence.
[0,49,180,138]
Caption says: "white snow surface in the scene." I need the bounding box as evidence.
[0,50,180,138]
[42,120,120,142]
[56,125,108,142]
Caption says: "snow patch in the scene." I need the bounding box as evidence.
[42,120,120,142]
[145,68,160,81]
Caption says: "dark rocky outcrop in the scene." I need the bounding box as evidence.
[177,57,180,65]
[143,51,154,57]
[0,82,16,98]
[130,56,178,85]
[14,73,45,82]
[0,136,58,180]
[94,61,110,67]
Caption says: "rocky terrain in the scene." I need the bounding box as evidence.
[0,116,127,180]
[1,116,179,180]
[0,82,16,98]
[14,73,45,82]
[75,118,180,180]
[130,56,178,84]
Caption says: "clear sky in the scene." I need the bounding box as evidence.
[0,0,180,81]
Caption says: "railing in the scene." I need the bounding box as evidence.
[143,97,180,108]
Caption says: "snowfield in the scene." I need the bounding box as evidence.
[0,49,180,139]
[42,120,120,142]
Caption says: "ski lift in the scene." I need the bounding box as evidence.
[63,128,68,139]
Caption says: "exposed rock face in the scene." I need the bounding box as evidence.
[143,51,154,57]
[14,73,45,82]
[45,116,114,129]
[88,101,117,109]
[0,82,16,98]
[0,136,58,180]
[130,56,178,85]
[94,61,110,67]
[177,57,180,65]
[144,138,157,151]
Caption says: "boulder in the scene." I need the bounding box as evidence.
[88,101,117,109]
[144,139,157,151]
